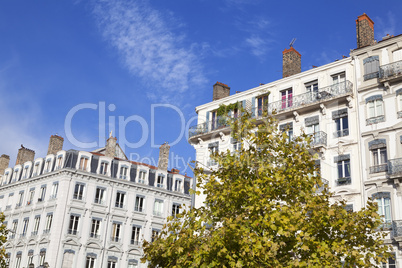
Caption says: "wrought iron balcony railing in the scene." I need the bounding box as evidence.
[366,115,385,125]
[309,131,327,147]
[393,220,402,237]
[369,164,388,174]
[379,60,402,81]
[388,158,402,176]
[188,81,352,139]
[67,229,78,235]
[336,176,351,186]
[363,72,379,81]
[334,128,349,138]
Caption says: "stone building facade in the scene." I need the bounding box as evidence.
[0,136,192,268]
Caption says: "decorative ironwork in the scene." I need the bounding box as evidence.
[393,220,402,237]
[369,164,388,174]
[336,176,351,186]
[398,111,402,119]
[388,158,402,176]
[366,115,385,125]
[189,117,230,138]
[379,60,402,81]
[334,129,349,138]
[363,72,379,81]
[309,131,327,147]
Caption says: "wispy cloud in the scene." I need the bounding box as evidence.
[375,12,397,40]
[240,17,275,59]
[92,0,205,103]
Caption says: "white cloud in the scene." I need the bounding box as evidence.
[245,35,268,57]
[375,12,397,40]
[92,0,206,104]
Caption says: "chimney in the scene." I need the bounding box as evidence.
[16,145,35,165]
[47,135,64,155]
[282,47,301,78]
[158,142,170,170]
[0,155,10,175]
[105,136,117,158]
[213,82,230,101]
[356,13,375,48]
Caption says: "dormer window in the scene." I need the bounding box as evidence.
[79,157,89,171]
[55,155,63,170]
[157,175,164,188]
[22,166,30,179]
[12,169,20,182]
[32,163,40,176]
[44,159,52,173]
[99,162,108,175]
[119,166,128,180]
[174,179,182,192]
[138,170,146,184]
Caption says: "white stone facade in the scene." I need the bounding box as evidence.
[0,148,192,268]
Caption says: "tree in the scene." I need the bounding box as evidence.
[142,112,391,267]
[0,212,8,268]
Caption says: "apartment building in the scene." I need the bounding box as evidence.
[189,13,401,266]
[0,135,192,268]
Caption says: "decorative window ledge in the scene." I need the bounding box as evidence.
[369,164,388,174]
[336,177,351,186]
[366,115,385,125]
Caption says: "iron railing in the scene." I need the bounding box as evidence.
[393,220,402,237]
[366,115,385,125]
[369,164,388,174]
[189,81,352,139]
[379,60,402,80]
[388,158,402,176]
[309,131,327,147]
[336,177,351,186]
[363,72,379,81]
[334,128,349,138]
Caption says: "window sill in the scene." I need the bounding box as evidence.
[366,115,385,125]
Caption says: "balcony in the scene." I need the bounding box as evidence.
[369,164,388,174]
[379,60,402,83]
[336,177,351,186]
[309,131,327,148]
[334,128,349,138]
[188,81,352,141]
[388,158,402,177]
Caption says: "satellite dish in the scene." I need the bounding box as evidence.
[289,38,297,47]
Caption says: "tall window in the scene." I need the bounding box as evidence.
[333,109,349,138]
[28,188,34,205]
[305,81,318,101]
[39,186,46,202]
[73,183,85,200]
[22,166,29,179]
[111,223,121,242]
[15,254,21,268]
[131,226,141,245]
[281,88,293,109]
[208,142,219,166]
[231,138,242,152]
[151,229,159,242]
[51,182,59,199]
[257,94,268,116]
[332,72,346,84]
[44,214,53,233]
[135,196,144,212]
[397,89,402,118]
[369,139,388,173]
[12,169,20,182]
[336,155,351,186]
[363,56,380,80]
[27,251,33,266]
[32,163,40,176]
[172,204,181,217]
[279,123,293,142]
[68,215,80,235]
[382,253,396,268]
[39,250,46,266]
[11,220,18,239]
[174,180,182,192]
[138,170,146,184]
[305,116,320,145]
[211,110,217,130]
[115,192,125,208]
[373,192,392,229]
[94,187,105,204]
[156,175,164,188]
[99,162,108,175]
[153,200,164,216]
[79,157,89,170]
[119,166,128,179]
[128,260,139,268]
[86,256,96,268]
[90,219,101,239]
[22,218,29,237]
[44,159,52,173]
[366,96,385,125]
[32,216,40,236]
[16,191,24,207]
[56,155,63,170]
[107,259,117,268]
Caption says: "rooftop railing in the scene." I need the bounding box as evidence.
[379,60,402,81]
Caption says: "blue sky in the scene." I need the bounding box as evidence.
[0,0,401,175]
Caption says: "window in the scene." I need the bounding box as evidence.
[257,94,268,116]
[90,219,101,239]
[111,222,121,242]
[12,169,19,182]
[151,229,159,242]
[397,89,402,118]
[211,110,217,130]
[128,260,139,268]
[138,170,146,184]
[10,220,17,239]
[369,139,388,173]
[94,187,105,204]
[21,218,29,237]
[86,256,96,268]
[38,185,46,202]
[32,163,40,176]
[157,175,164,188]
[153,200,164,216]
[68,215,80,235]
[107,259,117,268]
[131,226,141,245]
[32,216,40,236]
[305,116,320,145]
[39,250,46,266]
[73,183,85,200]
[335,155,351,186]
[333,109,349,137]
[56,155,63,170]
[208,142,219,166]
[79,156,89,170]
[22,166,29,179]
[44,159,52,173]
[27,188,34,205]
[332,72,346,84]
[100,161,108,175]
[119,166,128,179]
[281,88,293,109]
[115,191,125,208]
[15,254,21,268]
[373,192,392,229]
[279,123,293,142]
[174,180,182,192]
[50,182,59,199]
[382,253,396,268]
[135,196,144,212]
[16,191,24,208]
[44,214,53,233]
[366,95,385,125]
[363,56,380,80]
[172,203,181,217]
[305,81,318,101]
[27,251,33,266]
[231,138,242,152]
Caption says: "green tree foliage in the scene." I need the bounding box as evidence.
[142,112,391,267]
[0,213,8,268]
